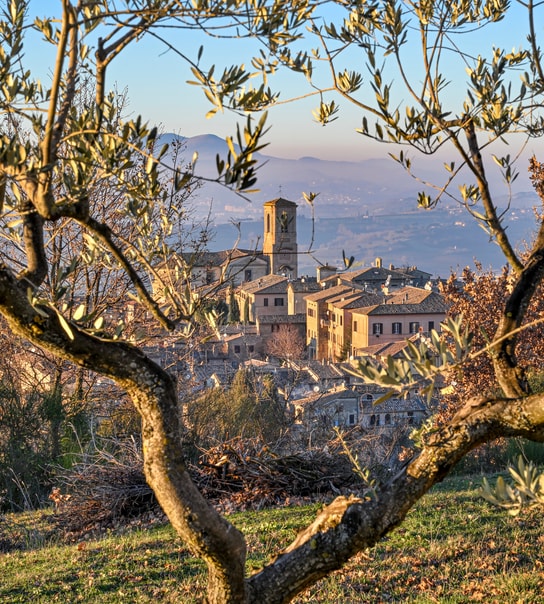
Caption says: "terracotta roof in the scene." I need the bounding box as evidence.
[304,283,364,303]
[360,394,427,414]
[257,313,306,324]
[341,265,409,283]
[287,278,320,293]
[351,287,447,316]
[356,338,417,358]
[290,360,346,381]
[330,291,383,310]
[237,274,288,294]
[293,387,358,408]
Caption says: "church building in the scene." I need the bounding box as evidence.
[155,197,300,297]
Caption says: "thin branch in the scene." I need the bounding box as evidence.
[79,216,177,331]
[464,121,523,272]
[18,205,47,288]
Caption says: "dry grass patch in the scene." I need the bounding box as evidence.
[0,475,543,603]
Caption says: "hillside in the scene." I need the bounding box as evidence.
[1,475,542,602]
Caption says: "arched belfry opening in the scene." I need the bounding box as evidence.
[263,197,298,279]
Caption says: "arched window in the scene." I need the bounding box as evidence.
[385,413,391,425]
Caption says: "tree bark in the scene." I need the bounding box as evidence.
[246,392,544,603]
[0,265,247,602]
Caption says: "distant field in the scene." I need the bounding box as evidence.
[1,475,542,603]
[212,208,534,279]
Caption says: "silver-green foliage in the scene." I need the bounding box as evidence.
[480,456,544,515]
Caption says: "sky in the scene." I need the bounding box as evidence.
[102,1,539,163]
[26,2,543,167]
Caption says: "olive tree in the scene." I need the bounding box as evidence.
[2,1,544,603]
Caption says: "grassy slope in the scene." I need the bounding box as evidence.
[0,475,543,603]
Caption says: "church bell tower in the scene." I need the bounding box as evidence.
[263,197,298,279]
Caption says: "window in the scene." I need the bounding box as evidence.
[248,345,254,353]
[266,214,271,233]
[392,322,402,335]
[372,322,383,335]
[407,411,414,425]
[340,315,343,326]
[349,414,356,425]
[353,320,358,332]
[385,413,391,425]
[409,321,420,334]
[370,415,376,426]
[274,298,284,306]
[244,269,252,282]
[263,298,269,307]
[308,308,315,318]
[234,345,241,354]
[428,321,435,331]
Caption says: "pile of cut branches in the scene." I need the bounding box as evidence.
[190,436,364,511]
[50,438,161,540]
[51,434,366,538]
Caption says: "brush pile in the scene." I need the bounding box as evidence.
[51,435,365,538]
[193,436,362,512]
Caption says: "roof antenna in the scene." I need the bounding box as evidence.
[278,185,283,197]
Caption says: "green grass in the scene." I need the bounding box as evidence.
[1,476,543,603]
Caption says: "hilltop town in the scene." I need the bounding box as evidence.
[135,197,449,439]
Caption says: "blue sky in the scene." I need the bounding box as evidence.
[101,2,538,162]
[26,2,543,168]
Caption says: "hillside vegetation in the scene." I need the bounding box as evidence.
[1,475,542,603]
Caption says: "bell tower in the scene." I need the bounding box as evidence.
[263,197,298,279]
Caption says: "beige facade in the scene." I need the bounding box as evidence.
[287,278,320,315]
[305,285,383,361]
[234,274,289,323]
[305,284,362,361]
[350,287,447,355]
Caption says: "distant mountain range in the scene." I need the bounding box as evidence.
[161,133,539,278]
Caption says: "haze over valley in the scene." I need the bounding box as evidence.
[174,134,538,277]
